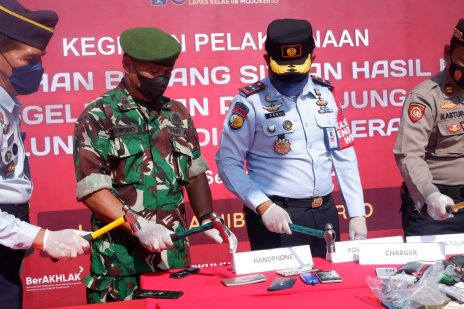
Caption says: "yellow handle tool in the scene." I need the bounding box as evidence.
[445,201,464,214]
[82,216,126,241]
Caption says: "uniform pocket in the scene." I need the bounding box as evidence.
[170,138,193,183]
[108,135,144,185]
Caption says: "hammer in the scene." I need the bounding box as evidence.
[446,201,464,214]
[81,205,140,242]
[170,212,238,253]
[289,223,336,254]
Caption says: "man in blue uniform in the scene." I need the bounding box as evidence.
[216,18,368,257]
[0,1,90,308]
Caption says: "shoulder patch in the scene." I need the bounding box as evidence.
[408,102,426,123]
[311,75,334,91]
[239,81,266,97]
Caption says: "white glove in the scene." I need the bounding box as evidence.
[349,216,367,240]
[134,217,174,252]
[201,220,223,244]
[43,229,90,260]
[426,192,454,220]
[261,203,292,235]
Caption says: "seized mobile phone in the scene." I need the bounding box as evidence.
[169,266,200,279]
[276,264,318,277]
[315,270,343,283]
[300,272,319,285]
[221,273,267,286]
[132,289,184,299]
[267,277,297,291]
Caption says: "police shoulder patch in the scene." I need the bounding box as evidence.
[408,102,426,123]
[311,75,334,91]
[239,81,266,97]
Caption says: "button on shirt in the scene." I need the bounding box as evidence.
[0,86,32,204]
[216,76,365,218]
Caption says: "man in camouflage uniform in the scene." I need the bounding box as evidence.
[394,19,464,236]
[73,27,222,303]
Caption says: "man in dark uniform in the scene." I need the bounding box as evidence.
[74,27,223,303]
[216,19,367,257]
[0,1,90,308]
[394,19,464,236]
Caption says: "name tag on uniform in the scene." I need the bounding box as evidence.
[265,111,285,119]
[232,245,312,275]
[407,233,464,255]
[324,127,339,150]
[359,242,445,265]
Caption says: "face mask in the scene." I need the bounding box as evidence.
[448,61,464,89]
[270,73,309,97]
[8,60,44,95]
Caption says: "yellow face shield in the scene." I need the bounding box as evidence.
[269,54,312,75]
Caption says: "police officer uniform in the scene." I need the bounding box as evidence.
[0,1,58,308]
[216,19,366,257]
[394,19,464,236]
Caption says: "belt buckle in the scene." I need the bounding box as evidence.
[311,197,323,208]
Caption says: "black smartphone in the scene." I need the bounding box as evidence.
[132,289,184,299]
[267,277,297,291]
[169,266,200,279]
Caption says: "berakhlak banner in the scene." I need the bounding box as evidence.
[16,0,464,307]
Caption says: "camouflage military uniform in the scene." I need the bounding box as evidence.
[73,82,208,302]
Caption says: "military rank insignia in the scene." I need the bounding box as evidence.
[408,102,425,123]
[228,102,249,131]
[274,135,291,155]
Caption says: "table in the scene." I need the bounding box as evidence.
[138,257,385,308]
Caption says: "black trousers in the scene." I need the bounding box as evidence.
[401,183,464,236]
[244,195,340,258]
[0,204,29,309]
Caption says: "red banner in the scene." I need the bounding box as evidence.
[16,0,464,307]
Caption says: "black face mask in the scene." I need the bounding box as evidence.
[136,73,171,101]
[448,61,464,89]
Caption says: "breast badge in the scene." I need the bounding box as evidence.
[267,125,277,133]
[448,124,461,133]
[262,102,282,112]
[441,101,457,110]
[274,137,291,155]
[282,120,293,131]
[314,89,328,106]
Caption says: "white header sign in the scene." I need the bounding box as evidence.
[232,245,313,275]
[359,242,445,265]
[407,233,464,255]
[327,236,404,263]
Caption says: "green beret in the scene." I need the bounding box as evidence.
[120,27,181,65]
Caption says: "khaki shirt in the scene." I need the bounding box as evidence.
[394,70,464,204]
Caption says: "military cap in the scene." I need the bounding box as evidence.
[120,27,181,66]
[452,19,464,46]
[265,19,315,68]
[0,0,58,50]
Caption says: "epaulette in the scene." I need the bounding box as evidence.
[239,81,266,97]
[311,75,334,91]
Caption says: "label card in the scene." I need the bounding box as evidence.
[327,236,404,263]
[232,245,313,275]
[359,242,445,265]
[407,233,464,255]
